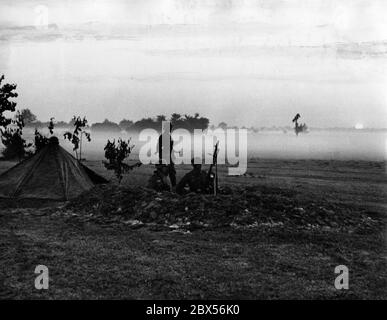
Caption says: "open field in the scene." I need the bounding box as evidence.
[0,158,386,299]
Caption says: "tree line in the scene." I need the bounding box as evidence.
[21,110,210,133]
[0,75,211,160]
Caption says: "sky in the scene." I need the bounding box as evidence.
[0,0,387,128]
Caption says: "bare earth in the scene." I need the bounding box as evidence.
[0,158,386,299]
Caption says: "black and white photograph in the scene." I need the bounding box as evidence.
[0,0,386,304]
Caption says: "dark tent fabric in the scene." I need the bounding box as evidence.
[0,141,107,200]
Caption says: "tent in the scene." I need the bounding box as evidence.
[0,137,108,200]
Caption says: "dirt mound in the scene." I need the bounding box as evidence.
[64,184,382,233]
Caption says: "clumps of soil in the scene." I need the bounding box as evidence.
[64,184,382,234]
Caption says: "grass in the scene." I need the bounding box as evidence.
[0,210,385,299]
[0,158,386,299]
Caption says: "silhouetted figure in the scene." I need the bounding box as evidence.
[147,164,172,192]
[157,123,176,187]
[176,158,211,195]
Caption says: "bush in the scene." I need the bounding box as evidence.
[0,76,31,160]
[103,138,140,183]
[1,127,31,160]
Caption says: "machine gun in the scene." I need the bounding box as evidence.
[207,141,219,195]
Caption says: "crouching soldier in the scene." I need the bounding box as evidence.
[147,164,172,192]
[176,158,211,195]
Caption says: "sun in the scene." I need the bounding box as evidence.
[355,123,364,130]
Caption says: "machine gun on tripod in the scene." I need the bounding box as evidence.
[207,141,219,195]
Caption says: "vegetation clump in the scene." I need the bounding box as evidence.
[64,116,91,160]
[103,138,140,183]
[0,75,31,160]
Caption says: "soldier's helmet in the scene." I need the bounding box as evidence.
[191,157,202,167]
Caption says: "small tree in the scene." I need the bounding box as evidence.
[103,138,140,183]
[63,116,90,160]
[0,75,17,128]
[1,111,32,160]
[0,76,31,160]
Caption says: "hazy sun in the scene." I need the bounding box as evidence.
[355,123,364,130]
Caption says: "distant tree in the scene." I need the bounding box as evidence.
[91,119,121,133]
[64,116,91,160]
[130,117,160,131]
[156,115,167,123]
[179,113,209,131]
[119,119,134,131]
[171,113,182,124]
[119,113,210,133]
[55,120,71,128]
[170,113,184,128]
[20,108,37,125]
[218,122,228,130]
[292,113,308,135]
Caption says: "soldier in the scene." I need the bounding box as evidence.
[147,164,172,192]
[157,122,176,189]
[176,158,211,195]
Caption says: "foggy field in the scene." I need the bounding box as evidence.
[0,156,386,299]
[17,128,387,162]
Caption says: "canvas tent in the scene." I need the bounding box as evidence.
[0,137,107,200]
